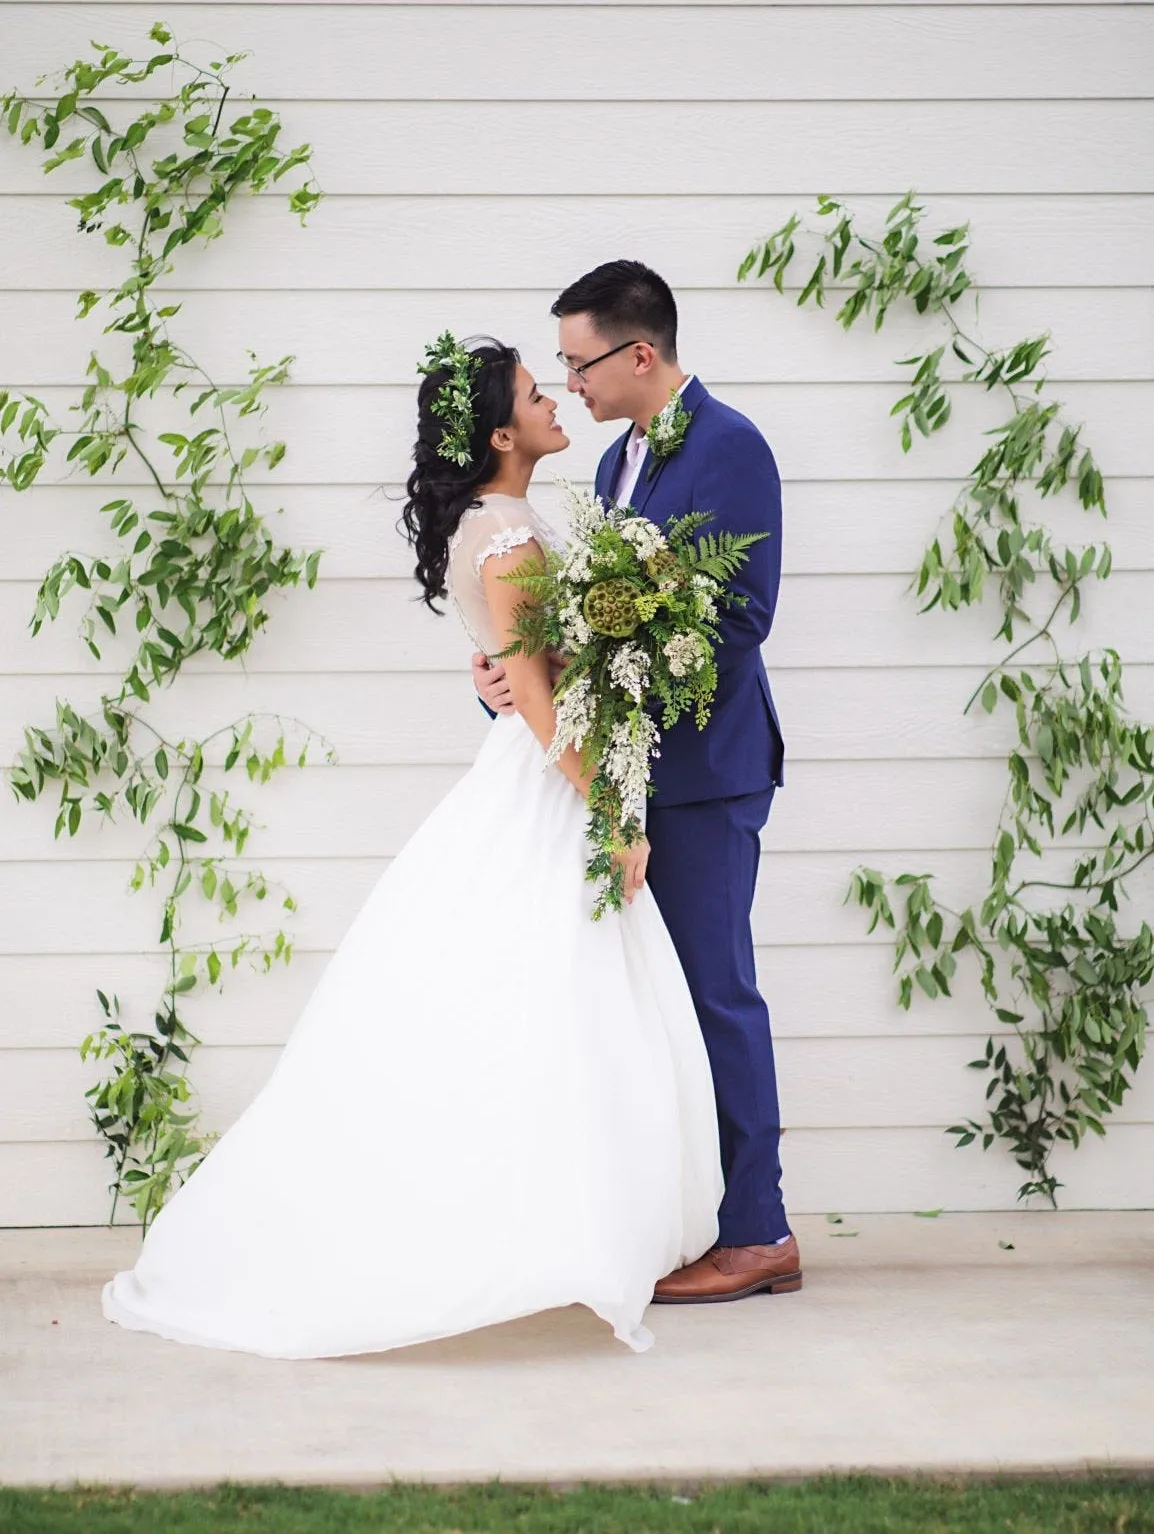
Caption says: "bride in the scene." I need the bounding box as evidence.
[101,335,724,1358]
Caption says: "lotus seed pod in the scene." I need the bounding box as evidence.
[583,579,641,638]
[645,549,681,584]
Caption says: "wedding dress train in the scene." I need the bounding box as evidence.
[102,494,723,1357]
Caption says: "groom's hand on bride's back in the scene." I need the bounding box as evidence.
[473,651,569,716]
[473,652,516,715]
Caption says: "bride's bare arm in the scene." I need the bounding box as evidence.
[480,542,594,800]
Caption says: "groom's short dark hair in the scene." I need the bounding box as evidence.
[551,260,678,361]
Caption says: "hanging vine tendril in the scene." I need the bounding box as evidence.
[739,192,1152,1206]
[1,25,333,1228]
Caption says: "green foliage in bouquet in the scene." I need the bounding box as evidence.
[498,484,766,918]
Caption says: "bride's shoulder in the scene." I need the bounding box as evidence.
[499,493,565,554]
[450,495,541,580]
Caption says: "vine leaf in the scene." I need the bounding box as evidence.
[2,33,331,1230]
[740,192,1152,1207]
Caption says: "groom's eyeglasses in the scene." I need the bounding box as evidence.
[555,339,641,383]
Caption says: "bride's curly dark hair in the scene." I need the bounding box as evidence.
[401,337,520,612]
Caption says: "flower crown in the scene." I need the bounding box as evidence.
[418,330,481,468]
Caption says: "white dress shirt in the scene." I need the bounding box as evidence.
[614,375,695,507]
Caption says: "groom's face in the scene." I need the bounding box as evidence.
[557,313,640,425]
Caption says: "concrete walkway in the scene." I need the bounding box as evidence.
[2,1212,1152,1487]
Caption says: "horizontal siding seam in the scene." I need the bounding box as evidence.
[6,663,1154,677]
[6,191,1154,200]
[6,379,1151,391]
[5,1125,1152,1147]
[12,95,1154,105]
[0,1033,1043,1052]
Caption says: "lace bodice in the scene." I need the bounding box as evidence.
[447,493,565,656]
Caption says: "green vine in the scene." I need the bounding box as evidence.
[1,25,333,1228]
[739,192,1152,1206]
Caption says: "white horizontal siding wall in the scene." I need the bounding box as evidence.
[1,1,1152,1225]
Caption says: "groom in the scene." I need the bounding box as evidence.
[473,260,800,1301]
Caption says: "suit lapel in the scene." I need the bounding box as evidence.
[597,428,632,504]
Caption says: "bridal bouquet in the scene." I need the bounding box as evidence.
[498,480,767,919]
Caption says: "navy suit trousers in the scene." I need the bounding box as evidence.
[645,789,789,1245]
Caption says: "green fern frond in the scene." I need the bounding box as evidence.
[498,554,553,596]
[666,511,715,546]
[494,596,552,658]
[687,530,770,581]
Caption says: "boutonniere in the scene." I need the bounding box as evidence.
[644,389,692,479]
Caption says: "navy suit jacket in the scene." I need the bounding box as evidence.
[594,376,786,807]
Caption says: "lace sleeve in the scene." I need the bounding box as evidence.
[473,524,536,575]
[447,498,557,657]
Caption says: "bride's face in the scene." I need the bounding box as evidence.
[497,364,570,462]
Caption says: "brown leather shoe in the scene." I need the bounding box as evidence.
[651,1238,803,1303]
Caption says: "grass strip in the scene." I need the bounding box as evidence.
[0,1475,1153,1533]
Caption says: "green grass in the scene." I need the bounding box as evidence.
[0,1477,1152,1534]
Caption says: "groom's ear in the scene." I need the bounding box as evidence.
[632,342,659,376]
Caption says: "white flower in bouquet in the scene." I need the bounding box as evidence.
[563,545,593,583]
[608,641,652,702]
[545,672,596,767]
[663,631,709,678]
[559,591,593,651]
[555,478,611,543]
[603,715,659,812]
[692,573,719,622]
[618,518,668,562]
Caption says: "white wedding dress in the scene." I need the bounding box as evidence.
[102,493,723,1358]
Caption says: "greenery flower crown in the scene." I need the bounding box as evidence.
[418,329,481,469]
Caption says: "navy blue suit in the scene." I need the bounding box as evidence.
[595,376,790,1245]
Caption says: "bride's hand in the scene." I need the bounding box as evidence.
[614,834,650,905]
